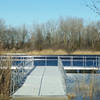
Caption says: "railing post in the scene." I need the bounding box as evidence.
[57,56,59,66]
[58,56,67,95]
[45,56,47,66]
[22,57,24,78]
[96,56,97,67]
[85,56,86,67]
[10,70,12,96]
[12,78,15,94]
[92,57,94,67]
[98,57,100,67]
[71,56,73,66]
[32,56,34,67]
[83,56,84,67]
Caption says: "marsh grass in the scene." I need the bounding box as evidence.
[67,93,76,100]
[0,95,11,100]
[0,56,11,98]
[72,73,100,100]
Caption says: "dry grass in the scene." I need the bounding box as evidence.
[0,49,100,55]
[0,57,11,97]
[72,50,100,55]
[73,73,100,100]
[0,95,11,100]
[27,49,67,55]
[67,93,76,100]
[0,49,67,55]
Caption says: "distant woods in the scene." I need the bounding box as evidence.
[0,17,100,52]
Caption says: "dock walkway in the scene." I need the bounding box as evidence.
[13,66,66,97]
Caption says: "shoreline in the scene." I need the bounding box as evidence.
[0,49,100,55]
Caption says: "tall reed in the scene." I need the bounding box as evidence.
[0,56,11,98]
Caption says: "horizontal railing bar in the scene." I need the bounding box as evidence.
[0,56,99,58]
[0,55,100,57]
[0,59,98,62]
[0,58,100,60]
[64,67,100,70]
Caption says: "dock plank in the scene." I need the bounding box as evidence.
[13,66,66,97]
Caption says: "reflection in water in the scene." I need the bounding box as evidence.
[1,74,100,100]
[66,73,100,100]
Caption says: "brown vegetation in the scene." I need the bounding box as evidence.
[0,57,11,97]
[72,73,100,100]
[1,49,100,55]
[0,17,100,53]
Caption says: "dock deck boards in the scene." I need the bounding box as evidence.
[13,66,66,97]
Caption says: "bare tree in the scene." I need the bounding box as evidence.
[34,25,44,50]
[17,25,28,49]
[0,17,100,52]
[0,19,6,49]
[86,0,100,15]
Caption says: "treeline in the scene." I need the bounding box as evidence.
[0,17,100,52]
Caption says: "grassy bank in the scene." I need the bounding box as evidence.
[0,49,100,55]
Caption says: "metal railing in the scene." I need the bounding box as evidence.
[0,55,100,67]
[58,57,67,95]
[0,55,100,96]
[10,56,34,95]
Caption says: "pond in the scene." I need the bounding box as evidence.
[66,73,100,100]
[0,55,100,100]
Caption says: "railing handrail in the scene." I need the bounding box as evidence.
[0,55,100,58]
[58,56,67,95]
[1,55,100,68]
[10,57,34,95]
[8,55,100,96]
